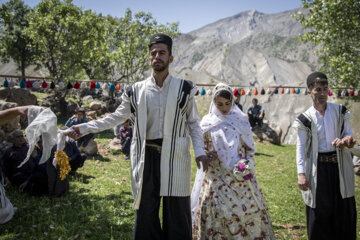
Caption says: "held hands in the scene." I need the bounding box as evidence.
[65,125,82,139]
[206,150,218,162]
[332,136,356,149]
[298,173,309,191]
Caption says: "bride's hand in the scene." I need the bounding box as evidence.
[206,150,218,161]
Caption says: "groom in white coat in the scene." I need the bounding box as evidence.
[67,33,209,240]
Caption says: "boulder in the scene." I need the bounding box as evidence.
[109,138,122,151]
[82,95,93,101]
[0,88,37,106]
[0,100,18,110]
[89,101,102,111]
[0,100,22,138]
[78,139,98,156]
[251,120,282,145]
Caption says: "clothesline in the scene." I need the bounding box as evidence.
[0,75,359,90]
[0,75,128,83]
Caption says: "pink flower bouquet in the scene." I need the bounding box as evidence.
[233,159,253,181]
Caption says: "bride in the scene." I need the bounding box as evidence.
[191,83,275,239]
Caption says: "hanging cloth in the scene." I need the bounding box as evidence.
[260,88,265,95]
[273,88,279,94]
[240,88,246,96]
[20,79,26,88]
[328,90,332,96]
[50,81,55,89]
[207,89,212,95]
[246,88,252,95]
[102,82,108,90]
[280,88,284,94]
[9,79,15,88]
[42,80,48,89]
[295,88,300,94]
[291,88,296,94]
[90,81,96,89]
[350,90,354,96]
[233,89,239,97]
[80,81,87,89]
[33,81,40,89]
[304,88,308,95]
[73,81,80,89]
[66,82,73,89]
[58,81,65,89]
[266,88,272,94]
[337,90,342,97]
[3,78,9,88]
[253,88,258,95]
[26,80,32,88]
[95,82,101,89]
[344,89,349,96]
[109,82,115,90]
[116,83,121,90]
[200,87,206,95]
[356,90,360,96]
[286,88,290,94]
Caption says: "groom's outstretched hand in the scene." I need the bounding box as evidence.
[66,125,82,139]
[196,155,210,172]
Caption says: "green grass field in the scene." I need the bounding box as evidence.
[1,132,359,240]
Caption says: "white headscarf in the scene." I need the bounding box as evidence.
[200,83,255,169]
[191,83,255,225]
[18,106,57,167]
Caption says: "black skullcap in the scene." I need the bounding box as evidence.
[149,33,172,50]
[306,72,328,88]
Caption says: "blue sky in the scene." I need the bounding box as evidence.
[19,0,302,33]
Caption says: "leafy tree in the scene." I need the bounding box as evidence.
[0,0,35,76]
[25,0,86,115]
[110,9,179,82]
[296,0,360,87]
[73,10,113,80]
[25,0,83,80]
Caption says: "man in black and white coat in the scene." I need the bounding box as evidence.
[293,72,357,240]
[67,33,209,240]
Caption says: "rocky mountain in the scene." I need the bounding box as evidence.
[171,8,320,87]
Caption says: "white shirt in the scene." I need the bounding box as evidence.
[296,103,353,174]
[146,75,171,139]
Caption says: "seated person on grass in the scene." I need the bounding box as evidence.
[2,130,48,195]
[65,107,94,149]
[247,98,265,128]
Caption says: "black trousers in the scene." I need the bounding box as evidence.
[306,161,357,240]
[69,153,87,172]
[133,147,192,240]
[121,137,131,156]
[248,114,263,127]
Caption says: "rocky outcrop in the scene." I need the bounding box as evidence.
[0,88,37,106]
[78,139,98,156]
[252,120,282,145]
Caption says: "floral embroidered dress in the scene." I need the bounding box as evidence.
[191,83,274,240]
